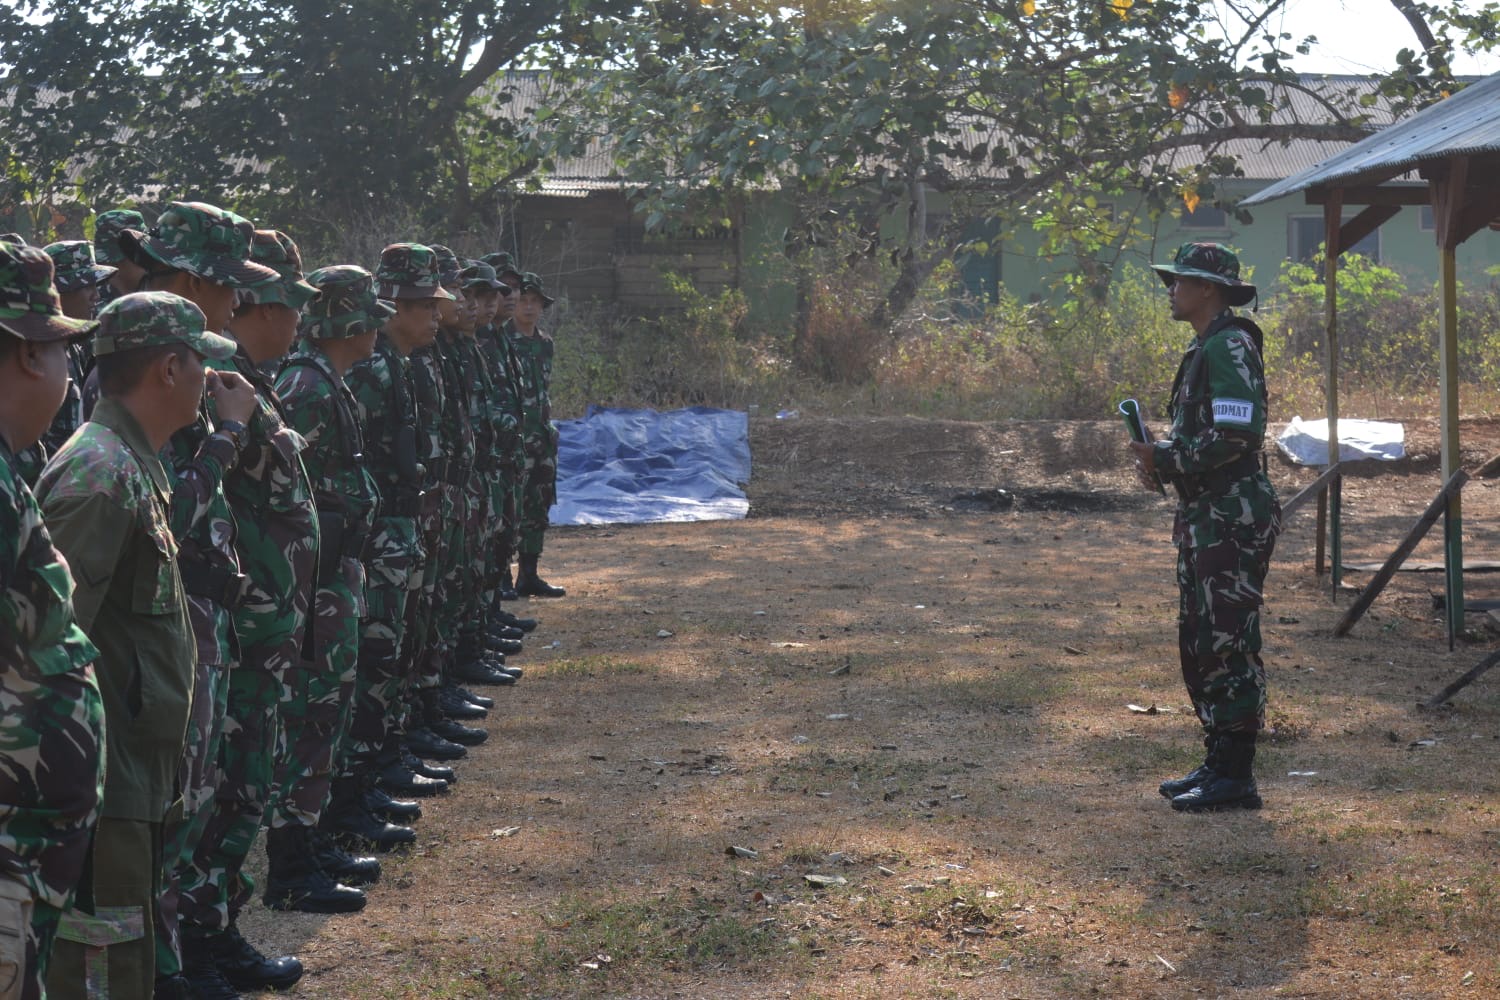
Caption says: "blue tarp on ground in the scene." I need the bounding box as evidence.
[551,406,751,525]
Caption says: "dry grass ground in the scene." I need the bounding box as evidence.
[238,416,1500,999]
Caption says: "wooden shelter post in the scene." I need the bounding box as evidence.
[1431,154,1469,646]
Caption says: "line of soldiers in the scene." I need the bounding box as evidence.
[0,198,567,1000]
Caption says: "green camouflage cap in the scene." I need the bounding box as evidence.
[299,265,395,340]
[460,260,509,292]
[239,229,319,309]
[120,201,280,289]
[374,243,455,301]
[481,251,522,282]
[427,244,464,289]
[43,240,116,292]
[517,271,556,307]
[0,242,98,342]
[93,209,145,265]
[93,290,237,360]
[1151,242,1256,307]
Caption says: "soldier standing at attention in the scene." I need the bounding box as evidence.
[509,272,565,598]
[270,265,388,906]
[0,243,104,1000]
[38,292,236,1000]
[341,246,457,814]
[1129,242,1280,814]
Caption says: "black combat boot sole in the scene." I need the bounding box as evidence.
[263,887,367,914]
[1171,791,1263,812]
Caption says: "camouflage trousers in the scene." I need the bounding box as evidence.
[479,470,514,611]
[268,568,362,828]
[452,474,490,642]
[345,516,420,769]
[1174,474,1281,735]
[175,635,291,933]
[403,484,450,695]
[432,478,479,657]
[519,448,556,556]
[0,873,52,1000]
[156,598,234,977]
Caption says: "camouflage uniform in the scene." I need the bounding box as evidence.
[177,228,321,938]
[116,210,281,977]
[1148,243,1279,813]
[508,274,560,575]
[0,245,104,1000]
[344,318,425,771]
[271,268,385,831]
[38,292,237,1000]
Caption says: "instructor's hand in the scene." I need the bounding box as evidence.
[1128,439,1159,493]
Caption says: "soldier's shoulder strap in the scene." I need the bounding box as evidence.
[278,354,364,464]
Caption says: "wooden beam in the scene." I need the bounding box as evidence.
[1279,463,1343,523]
[1422,646,1500,708]
[1333,471,1468,637]
[1306,186,1429,207]
[1338,205,1401,256]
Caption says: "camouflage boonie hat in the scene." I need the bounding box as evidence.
[1151,242,1256,307]
[239,230,319,309]
[517,271,556,308]
[460,260,508,292]
[43,240,116,292]
[120,201,280,289]
[427,244,464,289]
[299,265,395,341]
[93,291,236,360]
[94,209,145,265]
[374,243,455,301]
[0,243,99,342]
[480,251,522,282]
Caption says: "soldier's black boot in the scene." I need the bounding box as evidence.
[364,782,422,823]
[439,681,489,719]
[199,921,305,992]
[181,928,245,1000]
[493,604,538,632]
[324,774,418,851]
[373,737,449,797]
[403,746,458,784]
[263,824,368,913]
[454,683,495,710]
[1172,733,1262,812]
[515,552,566,597]
[421,686,488,746]
[1159,731,1219,799]
[498,563,522,602]
[311,828,382,887]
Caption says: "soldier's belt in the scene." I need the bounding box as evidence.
[179,557,251,609]
[1174,451,1264,503]
[385,491,424,518]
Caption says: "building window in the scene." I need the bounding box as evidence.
[1418,205,1435,232]
[1290,216,1380,263]
[1180,203,1229,230]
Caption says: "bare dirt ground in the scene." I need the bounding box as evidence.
[241,414,1500,999]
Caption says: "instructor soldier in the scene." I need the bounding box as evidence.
[1129,242,1280,814]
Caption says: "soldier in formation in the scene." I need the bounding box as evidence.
[0,197,564,999]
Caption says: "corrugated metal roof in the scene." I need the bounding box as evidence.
[1243,71,1500,206]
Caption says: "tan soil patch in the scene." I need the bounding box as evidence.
[240,415,1500,999]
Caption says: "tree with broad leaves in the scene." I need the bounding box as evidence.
[541,0,1499,334]
[0,0,622,247]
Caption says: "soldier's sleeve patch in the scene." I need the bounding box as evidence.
[1212,398,1254,426]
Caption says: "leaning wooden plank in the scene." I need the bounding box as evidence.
[1333,470,1470,637]
[1342,560,1500,573]
[1280,462,1343,523]
[1422,646,1500,707]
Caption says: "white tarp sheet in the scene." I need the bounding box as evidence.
[1275,416,1406,466]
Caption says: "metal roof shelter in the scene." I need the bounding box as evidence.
[1243,70,1500,647]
